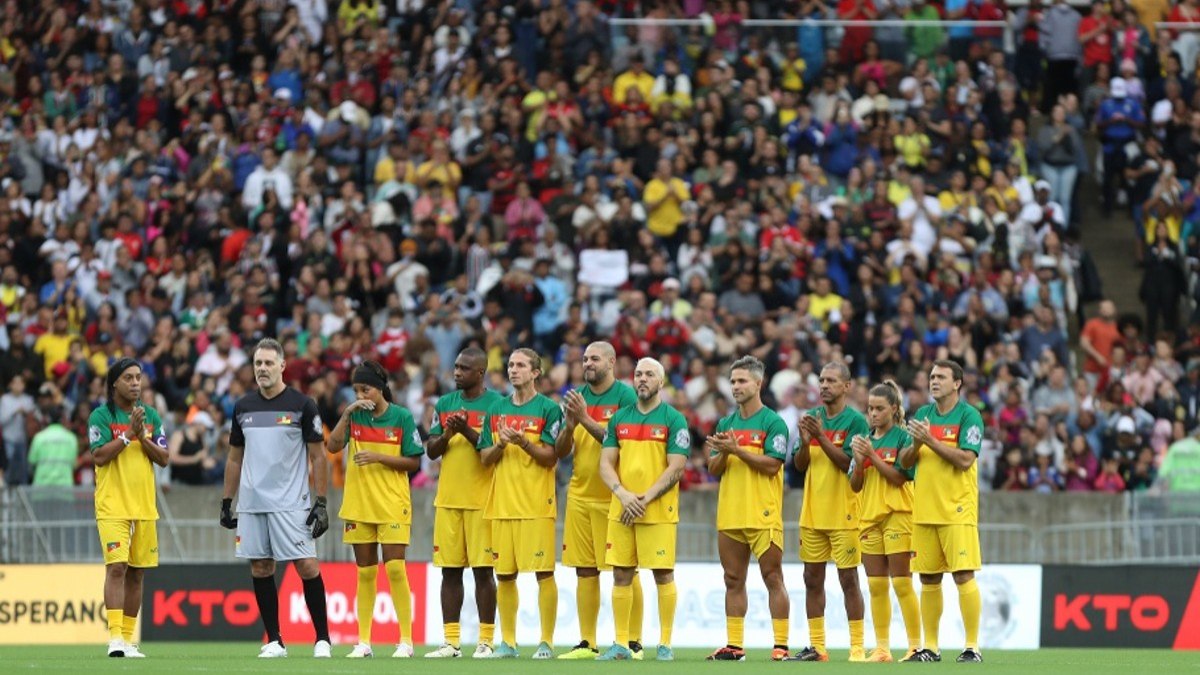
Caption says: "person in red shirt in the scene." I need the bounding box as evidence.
[375,309,410,373]
[1080,300,1122,389]
[1078,0,1114,89]
[837,0,878,63]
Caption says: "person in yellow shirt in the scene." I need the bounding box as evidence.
[706,356,793,662]
[643,159,690,241]
[87,359,169,658]
[613,52,655,105]
[34,312,74,380]
[791,362,870,662]
[806,277,844,331]
[595,357,690,661]
[781,43,808,93]
[415,141,463,199]
[425,348,503,658]
[326,361,424,659]
[522,71,555,143]
[894,116,931,171]
[374,142,416,186]
[556,342,645,660]
[938,170,978,223]
[477,348,565,659]
[848,381,921,663]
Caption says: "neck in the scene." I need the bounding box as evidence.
[372,400,390,417]
[511,383,536,405]
[739,397,764,418]
[936,393,959,415]
[636,396,661,414]
[259,382,286,399]
[114,397,136,412]
[461,383,485,400]
[872,420,894,437]
[824,399,846,417]
[588,374,616,395]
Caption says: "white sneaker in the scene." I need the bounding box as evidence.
[123,643,146,658]
[392,643,415,658]
[425,643,462,658]
[473,643,494,659]
[258,641,288,658]
[107,639,125,657]
[314,640,332,658]
[346,643,373,658]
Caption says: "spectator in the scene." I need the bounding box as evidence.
[1064,436,1100,491]
[26,407,78,488]
[168,411,218,486]
[0,375,37,486]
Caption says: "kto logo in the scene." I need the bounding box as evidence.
[1054,594,1170,631]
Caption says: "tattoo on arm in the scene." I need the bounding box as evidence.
[651,468,684,501]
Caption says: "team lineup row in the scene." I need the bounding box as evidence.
[85,340,984,662]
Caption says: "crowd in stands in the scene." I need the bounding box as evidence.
[1,0,1199,497]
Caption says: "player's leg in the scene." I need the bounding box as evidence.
[709,531,749,660]
[98,519,132,655]
[239,513,286,656]
[348,529,380,655]
[885,515,921,660]
[282,511,330,655]
[527,519,558,658]
[382,542,414,657]
[950,525,983,662]
[913,524,949,660]
[797,527,832,660]
[598,564,636,660]
[119,520,157,656]
[637,522,676,658]
[833,529,865,662]
[756,536,790,660]
[465,508,496,655]
[491,520,520,656]
[650,567,676,661]
[861,524,891,661]
[560,498,601,657]
[431,507,466,656]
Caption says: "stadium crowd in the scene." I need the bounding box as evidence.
[1,0,1200,496]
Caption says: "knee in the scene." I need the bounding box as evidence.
[919,574,942,587]
[107,562,128,578]
[125,566,144,583]
[576,567,600,579]
[652,570,673,586]
[802,569,822,590]
[952,571,975,586]
[837,569,860,590]
[760,567,784,590]
[722,571,745,591]
[442,567,464,584]
[472,568,495,584]
[295,560,320,580]
[497,573,517,583]
[251,560,276,578]
[535,571,554,582]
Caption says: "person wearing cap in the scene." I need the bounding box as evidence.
[648,277,692,321]
[1094,75,1145,215]
[87,358,169,657]
[1014,179,1066,251]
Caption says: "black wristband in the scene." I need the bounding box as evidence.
[221,498,232,510]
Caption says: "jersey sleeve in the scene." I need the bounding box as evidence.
[895,429,916,480]
[476,412,494,451]
[229,400,245,447]
[428,396,446,437]
[540,399,564,446]
[666,408,692,457]
[400,410,424,457]
[959,406,985,455]
[763,415,790,461]
[301,396,324,443]
[88,407,112,452]
[146,407,167,447]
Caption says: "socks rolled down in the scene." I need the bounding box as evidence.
[121,614,138,643]
[444,622,461,649]
[385,561,412,646]
[107,609,124,641]
[808,616,826,654]
[478,623,495,647]
[868,576,892,649]
[537,576,557,646]
[726,616,745,649]
[252,576,282,645]
[577,576,600,647]
[771,617,789,649]
[356,566,378,645]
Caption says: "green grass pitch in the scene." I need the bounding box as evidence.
[1,645,1197,674]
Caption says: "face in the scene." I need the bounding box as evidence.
[866,394,896,430]
[507,352,538,388]
[929,365,960,401]
[633,362,662,402]
[582,344,613,385]
[729,368,761,406]
[818,366,849,405]
[353,382,384,406]
[453,352,483,390]
[253,347,284,391]
[114,365,142,403]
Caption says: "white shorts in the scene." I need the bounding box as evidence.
[236,510,316,561]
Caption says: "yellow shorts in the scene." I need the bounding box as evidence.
[562,499,610,569]
[860,512,914,556]
[720,528,784,559]
[800,527,861,568]
[490,518,556,575]
[605,521,676,569]
[913,523,981,574]
[97,519,158,568]
[343,520,411,545]
[433,507,493,568]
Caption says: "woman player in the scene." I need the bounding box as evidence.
[847,381,922,662]
[327,361,423,658]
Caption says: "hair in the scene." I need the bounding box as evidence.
[635,357,666,384]
[869,380,906,428]
[253,337,285,361]
[105,357,142,414]
[729,355,765,382]
[512,347,542,375]
[353,360,394,403]
[821,360,852,382]
[586,341,617,360]
[459,346,487,368]
[932,359,965,386]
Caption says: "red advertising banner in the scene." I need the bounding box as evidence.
[278,562,427,646]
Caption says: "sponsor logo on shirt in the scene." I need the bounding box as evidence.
[651,427,665,439]
[276,414,293,425]
[385,429,397,441]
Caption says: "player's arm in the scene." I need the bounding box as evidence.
[644,453,688,502]
[326,405,353,454]
[792,429,812,472]
[88,410,126,467]
[706,432,730,477]
[813,427,852,471]
[554,410,576,459]
[848,436,869,492]
[908,417,977,471]
[477,413,504,466]
[369,416,423,473]
[303,399,328,498]
[223,444,244,499]
[137,409,169,467]
[864,442,910,488]
[897,442,918,471]
[516,419,558,468]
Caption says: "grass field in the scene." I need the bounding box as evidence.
[2,645,1197,674]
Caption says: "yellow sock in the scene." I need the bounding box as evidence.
[892,576,921,651]
[479,623,495,647]
[444,622,461,649]
[808,616,826,654]
[538,576,557,646]
[629,574,644,643]
[356,565,378,645]
[121,614,137,643]
[958,578,981,650]
[497,580,518,646]
[868,576,891,650]
[107,609,124,641]
[772,618,789,648]
[658,581,677,647]
[726,616,745,649]
[612,584,633,647]
[385,561,411,646]
[921,582,943,654]
[577,576,600,646]
[849,619,865,651]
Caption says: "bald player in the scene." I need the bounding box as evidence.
[555,342,644,660]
